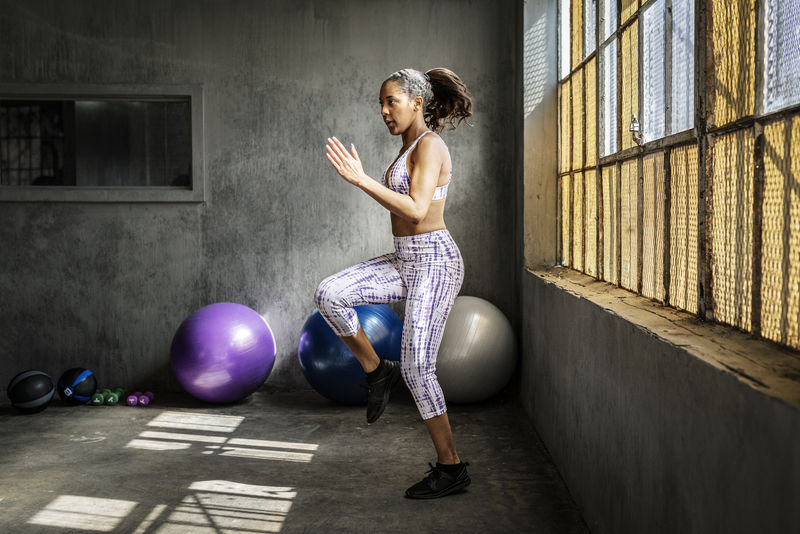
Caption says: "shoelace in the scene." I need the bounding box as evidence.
[423,463,443,482]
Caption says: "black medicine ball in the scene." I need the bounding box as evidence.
[7,370,55,414]
[57,368,97,405]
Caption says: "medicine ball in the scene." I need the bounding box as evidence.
[57,368,97,405]
[7,370,55,414]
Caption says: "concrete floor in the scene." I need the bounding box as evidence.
[0,386,589,534]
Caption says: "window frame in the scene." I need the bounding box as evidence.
[0,83,205,203]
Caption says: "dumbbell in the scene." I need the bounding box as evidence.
[90,387,124,406]
[126,391,154,406]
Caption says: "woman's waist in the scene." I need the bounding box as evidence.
[392,228,461,261]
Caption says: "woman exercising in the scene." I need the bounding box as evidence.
[316,67,472,499]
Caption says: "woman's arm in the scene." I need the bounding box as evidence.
[326,136,442,224]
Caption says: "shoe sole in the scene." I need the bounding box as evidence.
[404,475,471,500]
[366,364,402,424]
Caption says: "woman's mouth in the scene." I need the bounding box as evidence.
[385,120,394,128]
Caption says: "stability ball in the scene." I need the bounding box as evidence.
[170,303,276,404]
[298,304,402,405]
[436,296,517,403]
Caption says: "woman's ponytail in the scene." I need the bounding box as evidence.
[424,68,473,133]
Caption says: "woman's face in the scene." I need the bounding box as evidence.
[379,81,422,135]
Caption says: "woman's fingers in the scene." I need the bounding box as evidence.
[326,152,339,169]
[326,144,343,166]
[327,137,349,162]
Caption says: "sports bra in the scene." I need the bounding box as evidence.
[383,130,450,200]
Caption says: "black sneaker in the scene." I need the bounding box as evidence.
[365,359,402,424]
[405,462,471,499]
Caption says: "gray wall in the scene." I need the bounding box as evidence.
[0,0,518,393]
[520,271,800,534]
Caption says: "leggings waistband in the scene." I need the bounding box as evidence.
[392,229,461,261]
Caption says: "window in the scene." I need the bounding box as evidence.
[584,0,597,59]
[0,84,204,202]
[559,0,572,79]
[640,0,695,143]
[641,0,666,143]
[762,0,800,114]
[554,0,800,352]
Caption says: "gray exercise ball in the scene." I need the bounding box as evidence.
[436,296,517,403]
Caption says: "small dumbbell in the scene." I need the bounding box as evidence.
[127,391,154,406]
[91,388,118,406]
[138,391,154,406]
[105,388,124,406]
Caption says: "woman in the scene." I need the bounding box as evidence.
[317,67,472,499]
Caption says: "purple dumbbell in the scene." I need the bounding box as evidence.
[138,391,154,406]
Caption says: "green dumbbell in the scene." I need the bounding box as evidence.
[90,392,105,406]
[105,388,125,406]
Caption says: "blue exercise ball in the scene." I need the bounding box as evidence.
[298,304,402,405]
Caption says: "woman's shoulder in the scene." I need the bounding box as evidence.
[415,131,448,155]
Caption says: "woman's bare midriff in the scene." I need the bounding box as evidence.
[391,200,447,237]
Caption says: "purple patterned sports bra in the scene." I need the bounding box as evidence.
[383,130,450,200]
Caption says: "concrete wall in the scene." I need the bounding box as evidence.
[519,270,800,533]
[0,0,518,393]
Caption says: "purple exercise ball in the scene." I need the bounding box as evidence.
[170,303,276,403]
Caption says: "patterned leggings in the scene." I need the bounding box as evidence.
[314,229,464,420]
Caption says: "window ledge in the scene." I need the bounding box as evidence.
[0,186,203,203]
[528,266,800,411]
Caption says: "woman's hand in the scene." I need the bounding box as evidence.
[326,137,366,187]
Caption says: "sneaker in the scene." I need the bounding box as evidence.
[365,359,402,424]
[404,462,471,499]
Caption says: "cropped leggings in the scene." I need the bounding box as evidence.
[314,229,464,420]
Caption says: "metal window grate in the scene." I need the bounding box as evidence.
[573,171,585,271]
[0,103,62,185]
[561,174,572,266]
[763,0,800,114]
[621,0,639,26]
[603,164,619,283]
[621,20,639,151]
[621,159,639,291]
[571,0,584,70]
[711,129,754,330]
[586,57,598,167]
[711,0,756,128]
[761,116,800,348]
[586,169,598,276]
[552,0,800,355]
[572,68,585,171]
[560,82,571,173]
[642,152,666,300]
[669,144,700,313]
